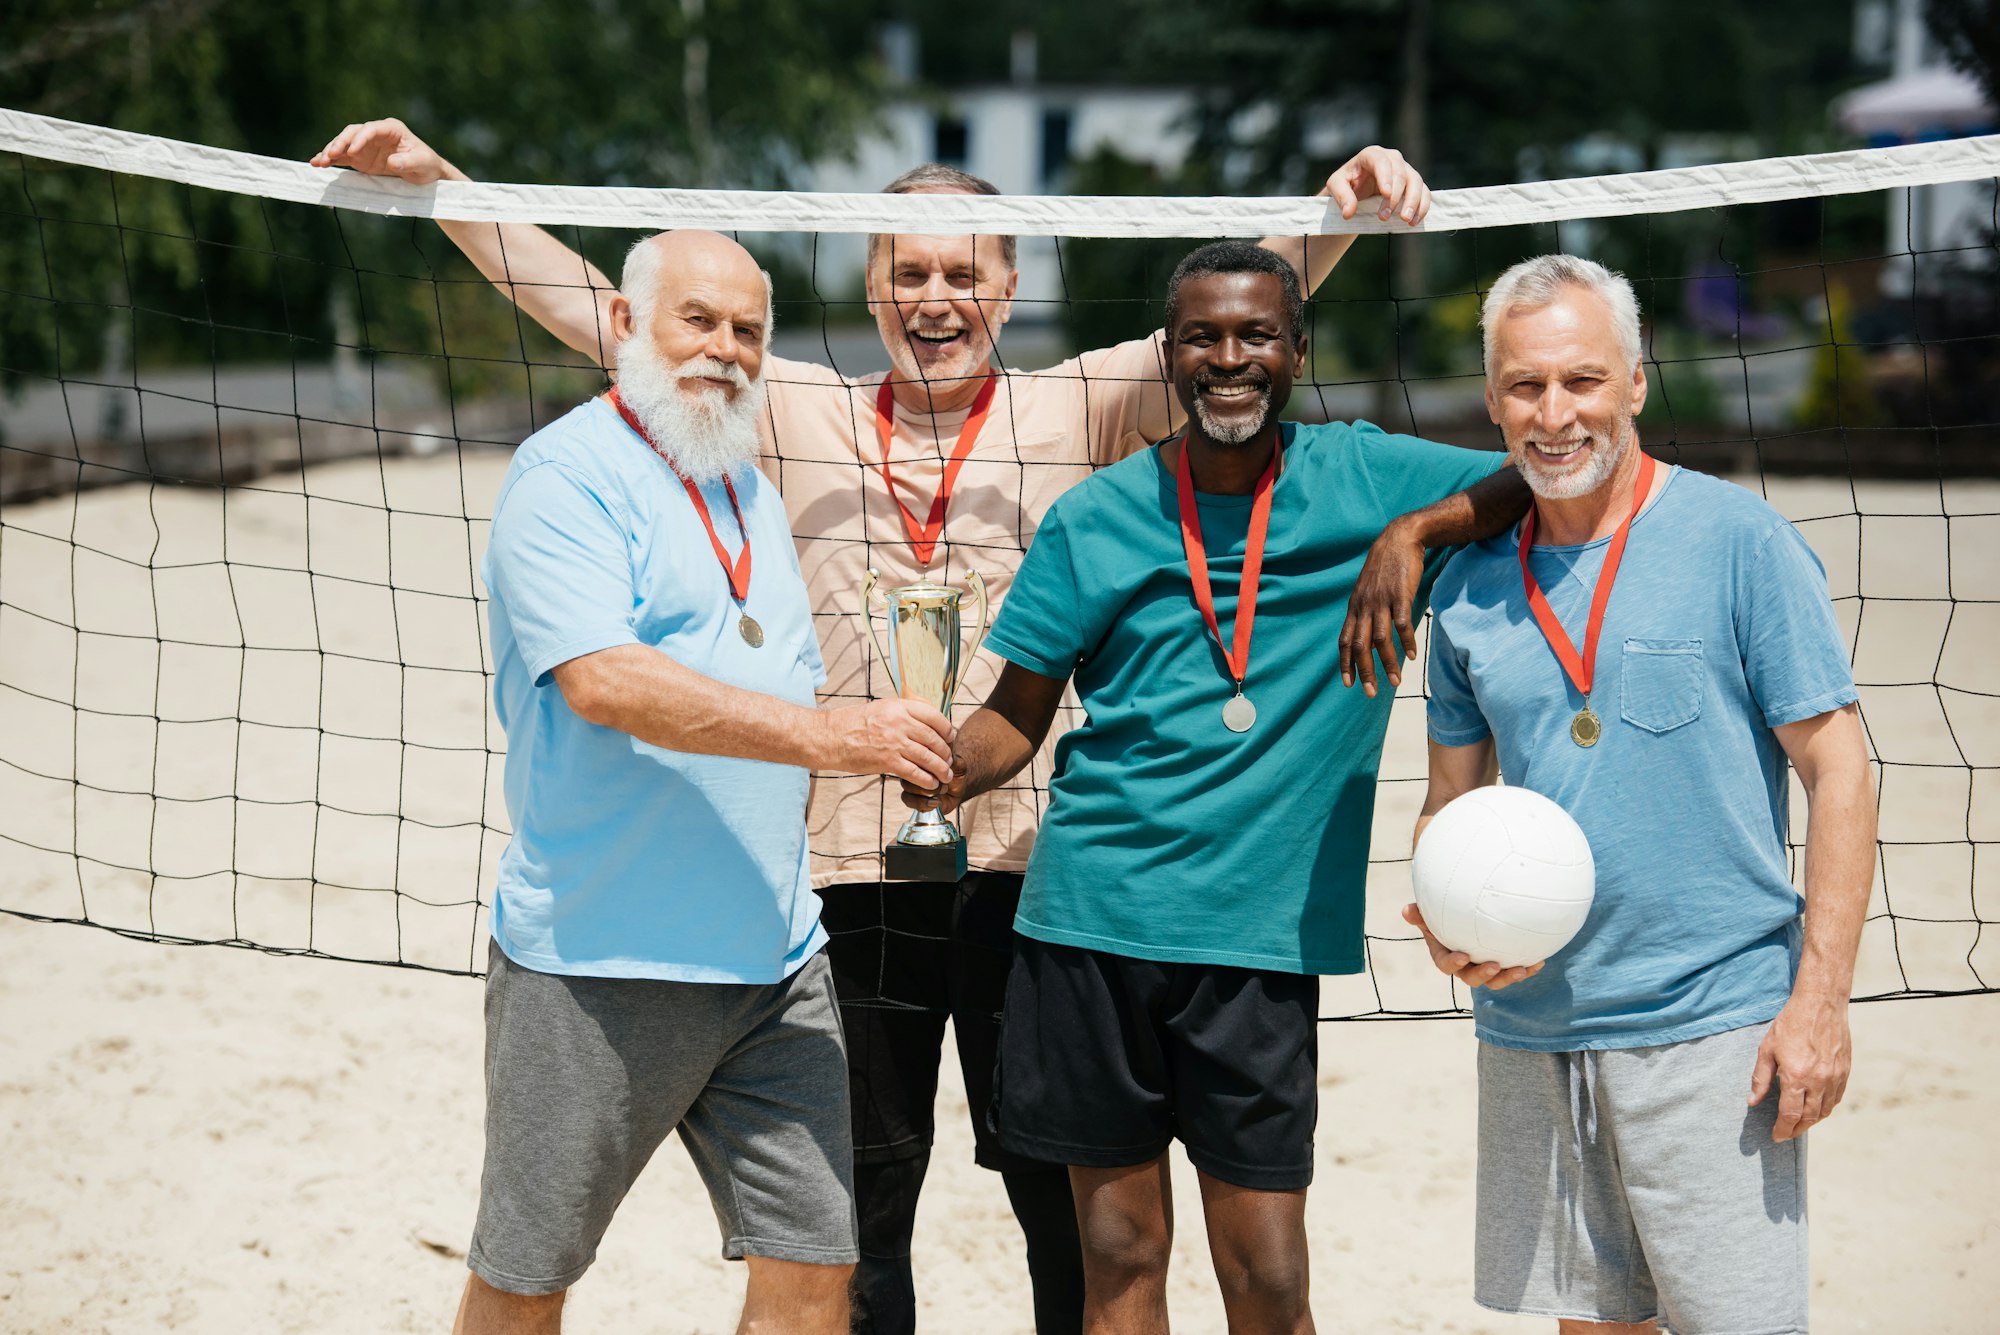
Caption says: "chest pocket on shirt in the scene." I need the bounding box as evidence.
[1620,638,1704,733]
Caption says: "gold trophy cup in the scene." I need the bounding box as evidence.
[859,569,990,881]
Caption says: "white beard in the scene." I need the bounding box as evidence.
[1192,387,1274,446]
[614,334,766,484]
[1513,418,1633,501]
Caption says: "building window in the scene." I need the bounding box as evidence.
[1040,108,1074,189]
[933,115,969,167]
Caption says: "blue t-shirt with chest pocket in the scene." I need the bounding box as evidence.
[1426,465,1859,1051]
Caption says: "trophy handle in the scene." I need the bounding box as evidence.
[857,568,900,695]
[963,569,990,671]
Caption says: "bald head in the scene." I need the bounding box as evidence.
[622,230,771,337]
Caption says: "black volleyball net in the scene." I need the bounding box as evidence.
[1,110,1996,1018]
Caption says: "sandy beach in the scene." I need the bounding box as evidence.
[3,453,1997,1332]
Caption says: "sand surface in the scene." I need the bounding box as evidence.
[2,920,1995,1334]
[3,454,1998,1332]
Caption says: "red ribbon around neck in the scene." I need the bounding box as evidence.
[1516,450,1658,698]
[608,388,752,603]
[872,372,997,568]
[1175,434,1280,691]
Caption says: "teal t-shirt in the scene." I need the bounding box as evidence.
[987,420,1505,974]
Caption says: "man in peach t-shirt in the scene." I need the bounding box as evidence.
[316,119,1430,1335]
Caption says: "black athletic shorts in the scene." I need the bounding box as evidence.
[818,872,1049,1172]
[991,934,1321,1192]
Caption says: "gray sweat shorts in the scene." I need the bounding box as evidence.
[468,942,857,1296]
[1476,1022,1808,1334]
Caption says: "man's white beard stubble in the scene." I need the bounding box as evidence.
[614,332,766,484]
[1191,378,1274,447]
[1514,417,1634,501]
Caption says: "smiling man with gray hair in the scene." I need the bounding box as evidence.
[1411,253,1878,1335]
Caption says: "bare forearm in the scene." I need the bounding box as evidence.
[560,645,830,767]
[429,159,619,365]
[1415,739,1499,850]
[953,706,1042,803]
[1792,768,1877,1003]
[1399,465,1532,549]
[1259,233,1358,298]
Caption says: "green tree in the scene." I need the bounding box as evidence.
[0,0,887,389]
[1926,0,2000,108]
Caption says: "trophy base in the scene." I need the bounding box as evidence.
[884,839,969,883]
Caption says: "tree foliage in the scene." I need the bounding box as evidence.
[1926,0,2000,109]
[0,0,887,385]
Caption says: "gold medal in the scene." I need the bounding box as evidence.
[739,613,764,648]
[1570,706,1602,748]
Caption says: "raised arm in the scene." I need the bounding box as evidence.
[312,119,620,365]
[1751,702,1876,1142]
[899,661,1069,816]
[1260,145,1431,298]
[555,644,955,789]
[1339,464,1532,696]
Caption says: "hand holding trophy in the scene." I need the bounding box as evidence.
[858,569,990,880]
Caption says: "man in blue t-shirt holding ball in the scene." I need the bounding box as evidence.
[1415,254,1878,1335]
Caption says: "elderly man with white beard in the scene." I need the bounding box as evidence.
[462,229,955,1335]
[1412,255,1877,1335]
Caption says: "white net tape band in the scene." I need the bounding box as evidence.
[3,108,1997,238]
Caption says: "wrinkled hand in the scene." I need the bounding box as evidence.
[827,699,954,790]
[1319,146,1430,227]
[311,118,450,184]
[1749,994,1852,1142]
[900,755,968,818]
[1402,904,1544,990]
[1340,518,1424,696]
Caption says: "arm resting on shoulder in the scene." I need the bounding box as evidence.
[313,119,620,364]
[553,644,953,788]
[1752,702,1877,1142]
[1339,464,1532,696]
[900,661,1070,816]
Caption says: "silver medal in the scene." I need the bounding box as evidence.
[1222,692,1257,733]
[739,613,764,648]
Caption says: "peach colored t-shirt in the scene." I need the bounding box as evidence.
[757,333,1180,888]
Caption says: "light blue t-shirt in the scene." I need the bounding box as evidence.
[481,396,828,983]
[989,420,1506,974]
[1426,466,1858,1050]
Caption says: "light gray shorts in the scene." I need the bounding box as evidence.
[468,942,857,1296]
[1476,1022,1807,1334]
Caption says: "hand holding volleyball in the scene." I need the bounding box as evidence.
[1409,786,1596,980]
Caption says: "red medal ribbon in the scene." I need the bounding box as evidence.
[608,388,752,603]
[1175,433,1280,690]
[1517,450,1658,697]
[872,372,998,568]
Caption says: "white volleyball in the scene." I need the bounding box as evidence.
[1411,786,1596,969]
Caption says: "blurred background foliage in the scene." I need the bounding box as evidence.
[0,0,885,391]
[2,0,1994,445]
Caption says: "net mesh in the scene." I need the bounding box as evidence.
[1,121,1997,1019]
